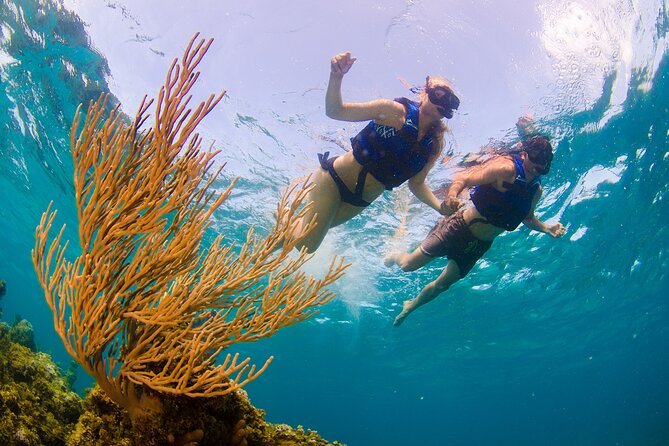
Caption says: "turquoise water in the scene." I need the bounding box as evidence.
[1,1,668,445]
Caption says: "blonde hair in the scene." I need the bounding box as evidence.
[420,75,456,159]
[430,119,448,159]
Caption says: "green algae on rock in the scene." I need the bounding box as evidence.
[0,321,82,446]
[0,318,343,445]
[67,385,345,446]
[8,317,36,351]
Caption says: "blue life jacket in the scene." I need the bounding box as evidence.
[350,97,437,190]
[470,157,541,231]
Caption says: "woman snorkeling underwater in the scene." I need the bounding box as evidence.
[289,51,461,253]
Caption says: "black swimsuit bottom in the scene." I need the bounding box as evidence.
[318,152,371,207]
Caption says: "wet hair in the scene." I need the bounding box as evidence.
[419,76,457,156]
[522,135,553,173]
[429,119,448,159]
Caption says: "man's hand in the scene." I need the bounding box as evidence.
[331,52,356,75]
[440,197,463,215]
[516,113,537,136]
[546,222,566,238]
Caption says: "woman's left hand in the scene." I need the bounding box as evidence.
[440,197,463,215]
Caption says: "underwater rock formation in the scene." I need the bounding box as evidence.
[8,317,36,351]
[0,279,5,319]
[67,385,344,446]
[0,317,343,445]
[0,321,82,446]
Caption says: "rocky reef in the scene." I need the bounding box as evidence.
[0,318,82,445]
[0,280,5,320]
[0,313,343,446]
[68,385,342,446]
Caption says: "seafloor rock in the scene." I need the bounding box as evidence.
[67,385,344,446]
[0,279,5,320]
[0,319,343,446]
[8,318,36,351]
[0,322,83,446]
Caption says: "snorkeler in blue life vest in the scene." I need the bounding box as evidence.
[385,134,567,326]
[289,51,460,253]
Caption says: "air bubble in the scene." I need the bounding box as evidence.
[586,45,602,58]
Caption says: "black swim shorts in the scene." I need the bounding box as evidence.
[420,211,492,277]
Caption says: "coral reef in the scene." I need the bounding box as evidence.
[8,317,36,351]
[0,279,5,319]
[0,318,344,445]
[67,385,344,446]
[0,321,82,446]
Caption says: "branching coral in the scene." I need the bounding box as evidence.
[32,34,346,423]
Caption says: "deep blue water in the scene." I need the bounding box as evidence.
[1,1,668,445]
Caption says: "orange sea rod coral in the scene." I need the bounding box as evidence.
[32,34,346,424]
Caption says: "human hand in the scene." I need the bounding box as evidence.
[516,113,537,136]
[331,52,357,75]
[547,222,566,238]
[440,197,463,215]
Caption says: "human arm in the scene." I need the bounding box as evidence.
[522,186,567,238]
[442,157,516,214]
[408,156,443,213]
[325,52,405,125]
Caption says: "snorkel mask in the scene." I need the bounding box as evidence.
[523,135,553,175]
[425,76,460,119]
[528,152,552,175]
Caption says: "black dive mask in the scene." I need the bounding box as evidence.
[426,76,460,119]
[528,150,553,175]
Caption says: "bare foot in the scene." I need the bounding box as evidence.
[393,300,413,327]
[384,251,398,267]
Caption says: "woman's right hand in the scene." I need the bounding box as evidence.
[331,52,357,75]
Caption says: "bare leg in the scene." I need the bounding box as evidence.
[394,259,462,326]
[287,156,375,252]
[291,167,340,253]
[329,201,367,228]
[384,246,432,271]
